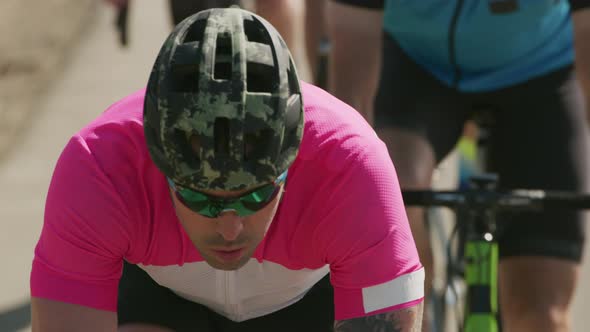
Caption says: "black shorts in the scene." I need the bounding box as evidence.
[331,0,590,11]
[169,0,241,25]
[118,262,334,331]
[375,33,590,262]
[330,0,384,10]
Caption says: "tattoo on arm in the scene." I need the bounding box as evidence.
[333,302,423,332]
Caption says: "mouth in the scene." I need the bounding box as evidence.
[211,247,246,262]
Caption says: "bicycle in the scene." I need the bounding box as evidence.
[403,175,590,332]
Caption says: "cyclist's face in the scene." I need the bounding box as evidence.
[170,185,284,270]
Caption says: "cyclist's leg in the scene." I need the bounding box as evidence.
[325,0,382,122]
[486,66,590,332]
[253,0,297,49]
[303,0,327,85]
[117,261,215,332]
[168,0,241,26]
[374,33,471,330]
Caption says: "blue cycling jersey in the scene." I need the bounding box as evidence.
[382,0,573,92]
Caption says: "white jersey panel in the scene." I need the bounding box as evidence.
[140,260,330,321]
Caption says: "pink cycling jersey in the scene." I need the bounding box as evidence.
[31,82,424,321]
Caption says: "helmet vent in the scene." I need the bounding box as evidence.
[244,129,274,162]
[281,94,301,154]
[174,129,201,168]
[247,62,274,92]
[189,133,202,156]
[214,117,230,156]
[243,17,271,44]
[287,58,299,95]
[171,64,200,92]
[214,33,232,80]
[183,19,207,43]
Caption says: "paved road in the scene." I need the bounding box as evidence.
[0,2,588,331]
[0,2,169,330]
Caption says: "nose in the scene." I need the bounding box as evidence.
[215,212,244,241]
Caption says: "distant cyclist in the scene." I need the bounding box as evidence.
[30,8,424,332]
[104,0,241,24]
[102,0,301,50]
[329,1,590,331]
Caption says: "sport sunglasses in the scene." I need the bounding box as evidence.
[167,171,287,218]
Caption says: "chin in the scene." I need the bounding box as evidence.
[205,256,250,271]
[198,247,254,271]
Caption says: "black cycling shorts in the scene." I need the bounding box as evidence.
[169,0,241,25]
[330,0,384,10]
[118,262,334,331]
[375,33,590,262]
[330,0,589,11]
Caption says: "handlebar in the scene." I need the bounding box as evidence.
[402,189,590,211]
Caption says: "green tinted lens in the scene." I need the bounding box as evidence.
[178,187,207,203]
[194,196,265,218]
[168,179,211,213]
[240,184,278,211]
[176,188,212,213]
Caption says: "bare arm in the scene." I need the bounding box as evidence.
[31,297,116,332]
[334,301,424,332]
[573,8,590,121]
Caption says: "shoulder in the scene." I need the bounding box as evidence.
[79,89,146,156]
[279,83,407,250]
[297,82,382,168]
[285,82,396,215]
[270,82,397,259]
[45,88,166,247]
[68,89,157,182]
[285,82,394,219]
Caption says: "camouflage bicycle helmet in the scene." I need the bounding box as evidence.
[144,7,304,191]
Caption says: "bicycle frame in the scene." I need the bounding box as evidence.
[403,174,590,332]
[462,204,499,332]
[464,240,498,331]
[457,175,500,332]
